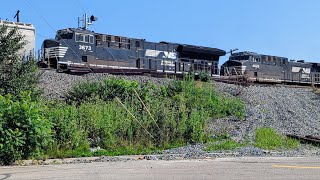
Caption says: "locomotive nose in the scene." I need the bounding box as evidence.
[43,39,68,59]
[41,39,69,69]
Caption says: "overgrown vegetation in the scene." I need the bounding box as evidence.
[254,128,299,150]
[0,76,246,165]
[52,77,246,155]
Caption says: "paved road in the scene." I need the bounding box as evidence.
[1,157,320,180]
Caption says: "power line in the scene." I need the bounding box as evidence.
[36,33,49,39]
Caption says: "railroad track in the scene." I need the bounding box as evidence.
[287,134,320,144]
[39,67,317,90]
[212,76,317,89]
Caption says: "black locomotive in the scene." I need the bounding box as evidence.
[39,14,320,85]
[221,51,320,84]
[40,14,226,75]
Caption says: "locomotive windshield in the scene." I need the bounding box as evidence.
[225,61,242,66]
[229,55,250,61]
[75,33,94,44]
[56,32,73,40]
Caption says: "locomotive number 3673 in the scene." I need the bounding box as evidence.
[79,45,92,51]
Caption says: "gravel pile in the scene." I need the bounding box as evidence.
[38,70,171,99]
[213,82,320,141]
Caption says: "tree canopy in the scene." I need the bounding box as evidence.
[0,25,39,96]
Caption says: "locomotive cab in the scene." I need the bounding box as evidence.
[41,29,75,69]
[220,53,251,76]
[41,28,96,71]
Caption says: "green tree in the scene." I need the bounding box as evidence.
[0,25,39,96]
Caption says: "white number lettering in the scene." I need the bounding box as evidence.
[79,45,92,52]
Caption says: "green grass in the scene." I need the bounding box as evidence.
[44,142,186,159]
[204,134,248,151]
[254,128,300,150]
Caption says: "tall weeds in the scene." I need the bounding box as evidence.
[51,77,246,152]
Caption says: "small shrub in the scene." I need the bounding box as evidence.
[255,128,299,150]
[66,78,139,103]
[0,92,52,165]
[66,81,100,103]
[199,71,210,82]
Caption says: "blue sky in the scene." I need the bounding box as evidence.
[1,0,320,64]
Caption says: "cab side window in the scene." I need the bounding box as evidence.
[76,34,84,42]
[85,35,89,43]
[76,33,94,44]
[89,36,94,44]
[135,41,141,48]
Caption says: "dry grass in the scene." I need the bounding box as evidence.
[312,85,320,95]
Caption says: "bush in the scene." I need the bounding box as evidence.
[255,128,299,150]
[0,92,52,165]
[187,67,211,82]
[66,78,138,103]
[199,71,210,82]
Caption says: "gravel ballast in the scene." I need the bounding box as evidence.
[38,70,171,99]
[37,71,320,160]
[214,82,320,140]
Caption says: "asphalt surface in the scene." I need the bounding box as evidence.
[1,157,320,180]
